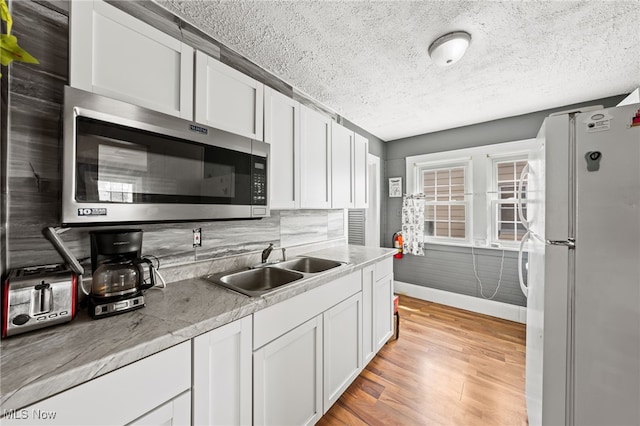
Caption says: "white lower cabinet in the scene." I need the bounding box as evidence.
[323,293,363,412]
[361,265,376,364]
[128,391,191,426]
[253,316,323,426]
[2,342,191,426]
[192,316,252,426]
[362,258,394,365]
[373,258,395,352]
[5,259,394,426]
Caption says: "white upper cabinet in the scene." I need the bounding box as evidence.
[70,0,194,119]
[264,87,300,209]
[195,51,264,140]
[300,105,332,209]
[330,123,369,209]
[353,132,369,208]
[331,122,355,209]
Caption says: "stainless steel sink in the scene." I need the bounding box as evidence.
[206,267,304,297]
[273,257,344,274]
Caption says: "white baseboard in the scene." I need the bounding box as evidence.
[394,281,527,324]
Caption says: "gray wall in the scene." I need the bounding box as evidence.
[1,0,359,275]
[384,94,627,307]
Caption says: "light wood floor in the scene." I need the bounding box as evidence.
[318,295,528,426]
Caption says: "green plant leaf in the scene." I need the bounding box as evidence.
[1,0,12,34]
[1,34,39,66]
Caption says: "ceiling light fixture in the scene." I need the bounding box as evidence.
[428,31,471,67]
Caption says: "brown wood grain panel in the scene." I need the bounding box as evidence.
[33,0,69,16]
[317,296,527,426]
[8,93,61,180]
[11,0,68,84]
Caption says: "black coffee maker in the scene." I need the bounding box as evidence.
[89,229,155,319]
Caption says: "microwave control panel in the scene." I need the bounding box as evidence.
[252,156,267,205]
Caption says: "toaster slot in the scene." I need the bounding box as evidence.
[31,282,53,316]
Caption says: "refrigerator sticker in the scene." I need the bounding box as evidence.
[586,119,611,132]
[585,111,613,132]
[631,109,640,128]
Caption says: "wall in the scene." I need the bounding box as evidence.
[385,94,626,307]
[1,0,377,274]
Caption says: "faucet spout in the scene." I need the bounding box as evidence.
[261,243,274,263]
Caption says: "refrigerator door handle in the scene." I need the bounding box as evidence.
[518,230,531,297]
[547,238,576,249]
[517,163,531,231]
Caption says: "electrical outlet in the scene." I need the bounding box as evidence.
[193,228,202,247]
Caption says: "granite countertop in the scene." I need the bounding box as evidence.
[0,245,395,411]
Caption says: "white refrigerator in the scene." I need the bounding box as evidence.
[519,102,640,426]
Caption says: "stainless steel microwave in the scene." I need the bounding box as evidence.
[62,86,269,225]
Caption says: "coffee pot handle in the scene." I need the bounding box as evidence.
[135,258,156,290]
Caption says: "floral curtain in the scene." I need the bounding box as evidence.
[402,194,425,256]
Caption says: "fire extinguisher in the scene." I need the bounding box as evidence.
[392,232,403,259]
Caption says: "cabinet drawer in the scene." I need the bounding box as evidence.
[374,257,393,282]
[253,271,361,349]
[7,342,191,425]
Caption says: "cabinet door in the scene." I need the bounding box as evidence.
[353,133,369,208]
[300,105,332,209]
[195,51,264,140]
[70,0,193,119]
[193,316,252,426]
[265,87,300,209]
[128,391,191,426]
[254,316,323,426]
[331,122,354,209]
[361,265,375,365]
[323,293,363,412]
[374,274,394,352]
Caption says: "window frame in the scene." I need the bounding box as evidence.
[487,154,530,249]
[406,138,539,251]
[415,159,472,245]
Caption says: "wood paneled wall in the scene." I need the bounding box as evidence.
[3,0,350,273]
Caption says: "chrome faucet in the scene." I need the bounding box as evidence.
[261,243,274,263]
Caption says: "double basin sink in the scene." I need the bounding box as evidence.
[205,257,346,297]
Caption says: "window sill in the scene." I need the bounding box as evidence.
[422,239,528,252]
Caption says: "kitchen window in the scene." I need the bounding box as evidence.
[491,158,529,248]
[406,138,539,250]
[421,165,469,242]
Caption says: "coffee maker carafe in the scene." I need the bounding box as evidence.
[89,229,154,318]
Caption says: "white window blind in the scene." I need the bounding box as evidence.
[422,166,468,241]
[492,159,528,245]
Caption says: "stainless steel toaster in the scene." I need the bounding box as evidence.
[2,264,78,338]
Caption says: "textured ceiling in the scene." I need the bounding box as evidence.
[156,0,640,141]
